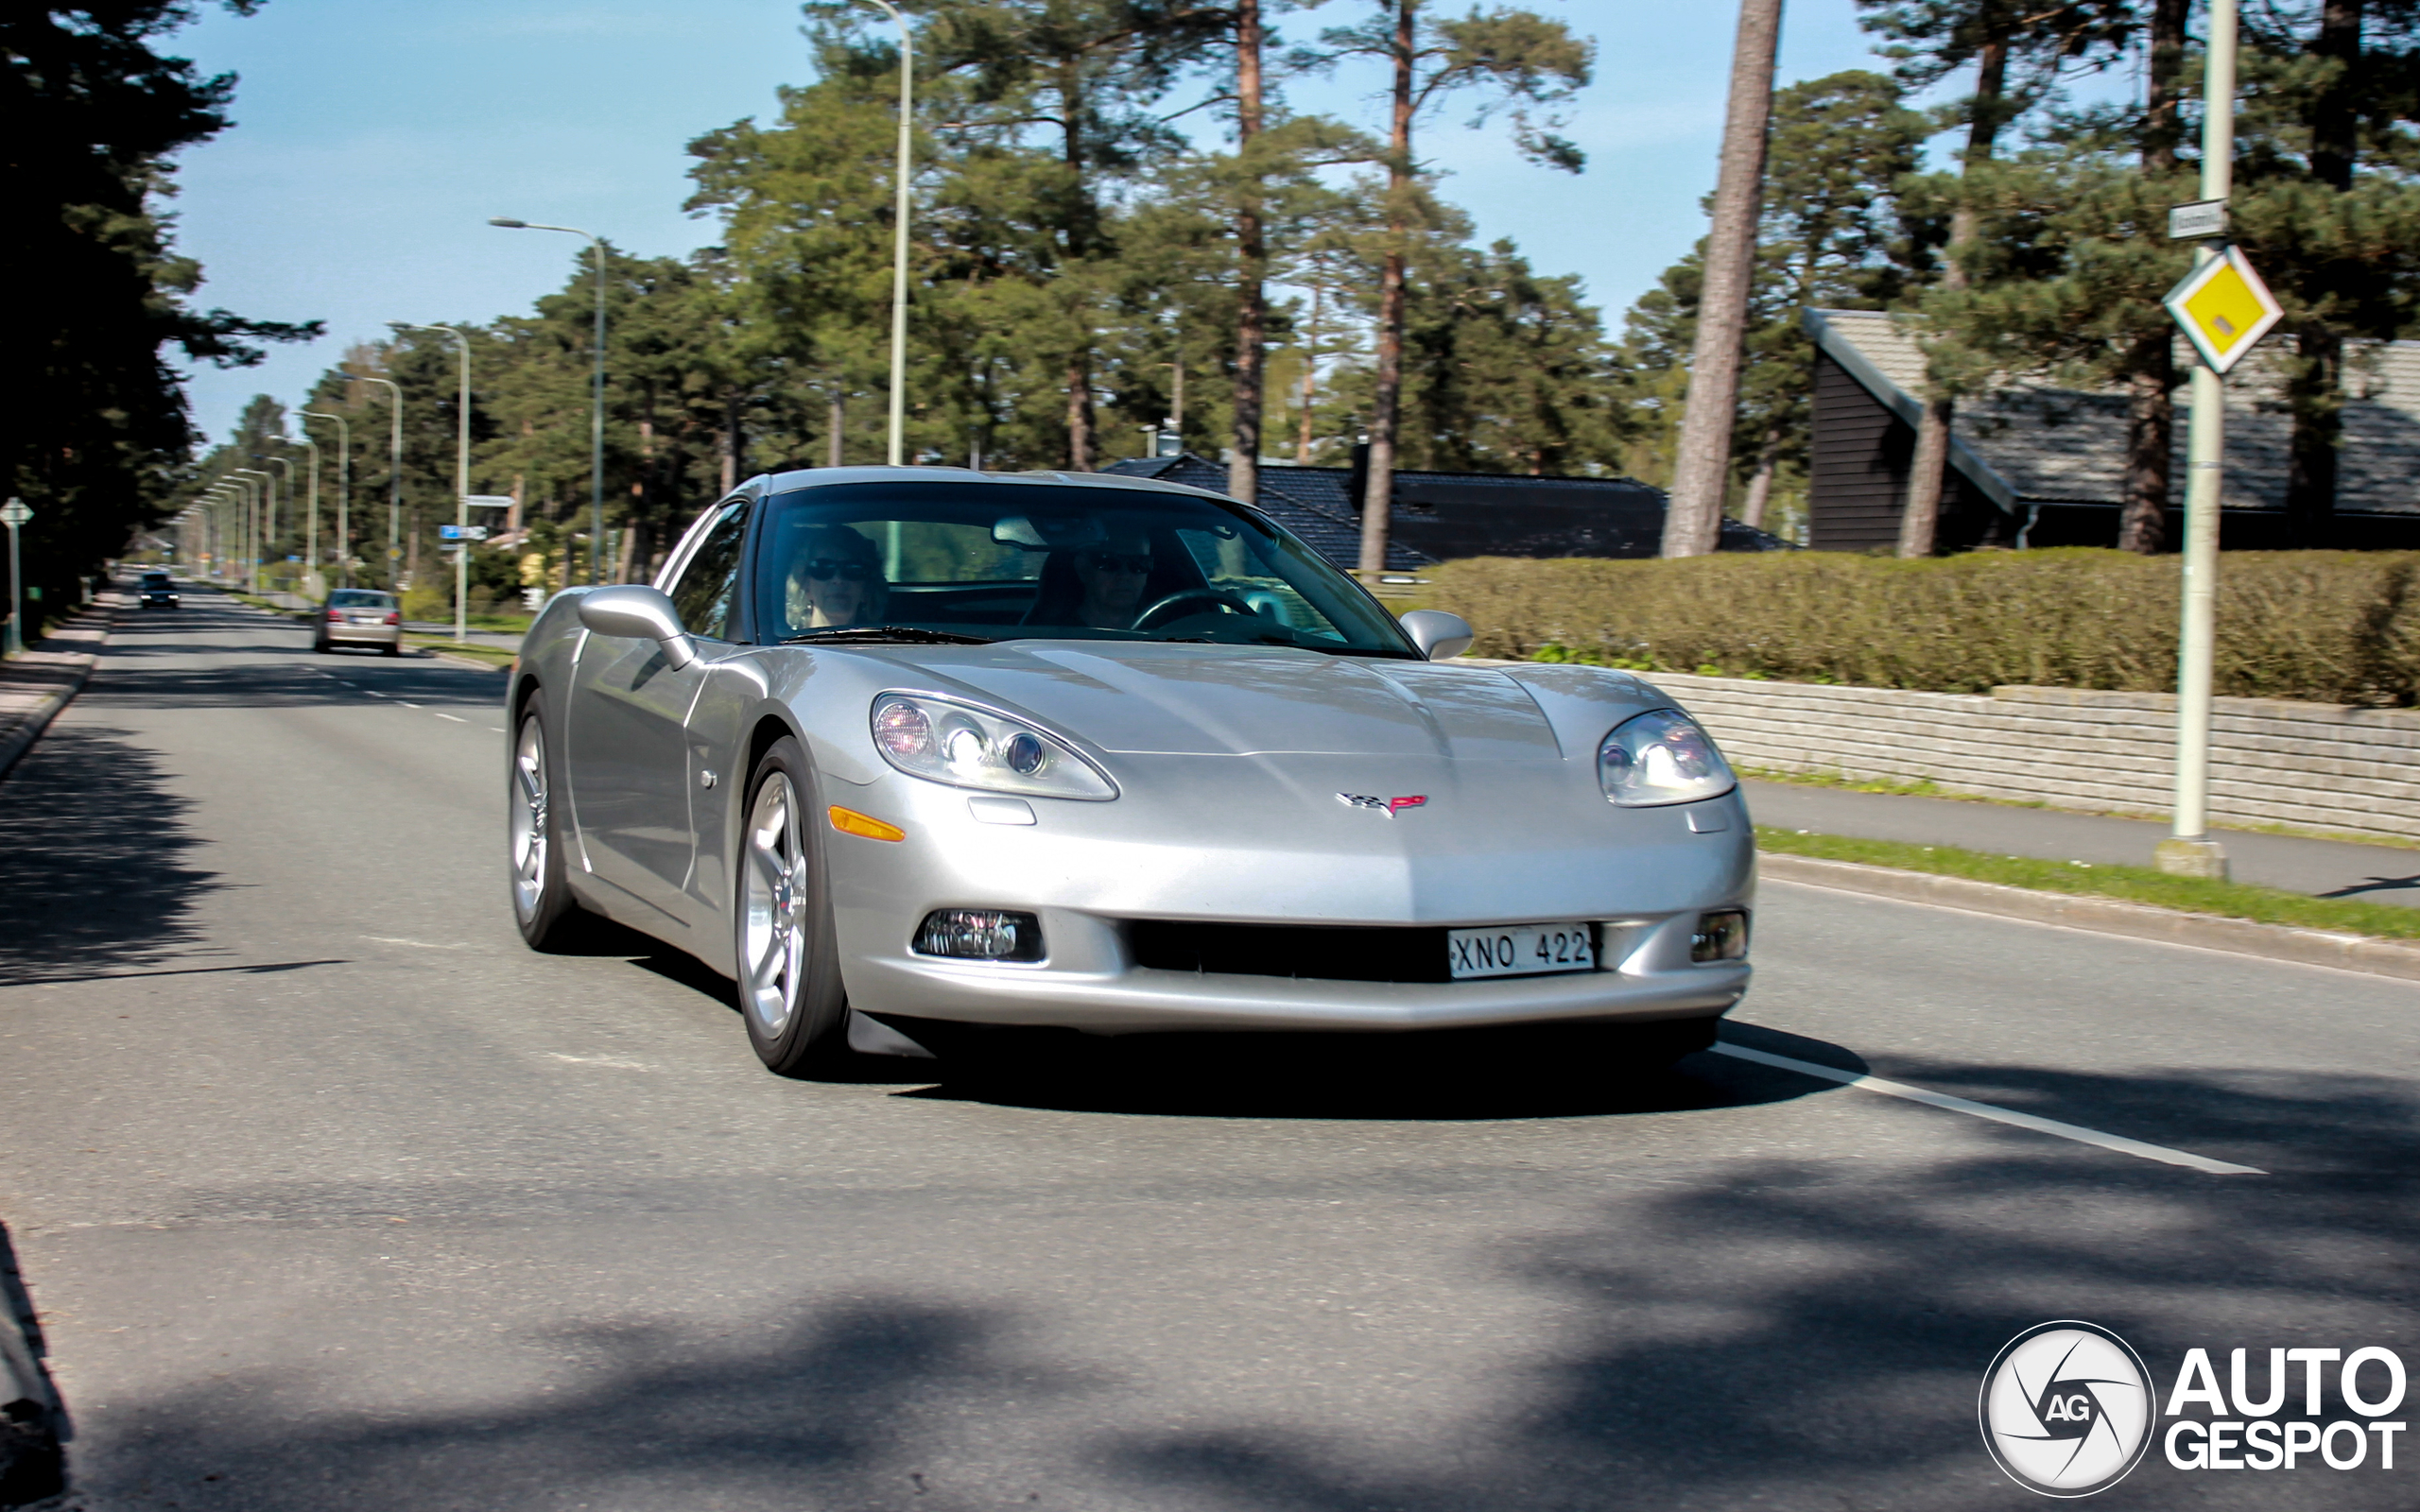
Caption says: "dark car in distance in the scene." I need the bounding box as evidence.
[137,572,180,610]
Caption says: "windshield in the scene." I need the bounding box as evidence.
[752,481,1418,657]
[328,590,394,609]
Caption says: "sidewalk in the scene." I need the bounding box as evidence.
[1742,778,2420,910]
[0,595,114,782]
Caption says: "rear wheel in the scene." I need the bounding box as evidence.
[735,737,849,1076]
[509,706,591,951]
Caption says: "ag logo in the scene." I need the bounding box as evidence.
[1980,1321,2154,1497]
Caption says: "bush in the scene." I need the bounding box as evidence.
[1423,548,2420,705]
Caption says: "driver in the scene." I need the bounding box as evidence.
[784,526,886,630]
[1069,529,1155,629]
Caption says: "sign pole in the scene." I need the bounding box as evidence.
[2,498,27,660]
[2157,0,2238,880]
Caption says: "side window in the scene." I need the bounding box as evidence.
[669,503,749,641]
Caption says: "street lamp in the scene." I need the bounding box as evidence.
[274,450,305,594]
[302,410,351,587]
[351,374,406,591]
[491,218,607,587]
[858,0,913,467]
[389,322,474,644]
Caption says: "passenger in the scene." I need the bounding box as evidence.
[785,527,886,630]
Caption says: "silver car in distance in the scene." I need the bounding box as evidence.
[506,468,1753,1077]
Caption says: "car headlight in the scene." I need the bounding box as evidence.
[870,694,1116,800]
[1597,708,1736,807]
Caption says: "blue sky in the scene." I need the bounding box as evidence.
[167,1,1901,445]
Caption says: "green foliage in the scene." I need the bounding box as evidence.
[1424,548,2420,704]
[1755,826,2420,941]
[4,1,315,631]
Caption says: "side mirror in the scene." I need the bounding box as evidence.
[1398,610,1475,662]
[578,584,695,670]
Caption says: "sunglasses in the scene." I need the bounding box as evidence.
[1080,551,1153,575]
[804,558,876,581]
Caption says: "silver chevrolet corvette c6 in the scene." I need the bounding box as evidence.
[505,466,1754,1077]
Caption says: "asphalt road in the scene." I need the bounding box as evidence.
[1,589,2412,1511]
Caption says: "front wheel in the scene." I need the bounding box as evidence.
[735,737,850,1076]
[509,705,591,951]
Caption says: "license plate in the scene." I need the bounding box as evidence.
[1447,922,1597,980]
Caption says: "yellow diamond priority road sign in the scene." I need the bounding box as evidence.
[2164,246,2284,375]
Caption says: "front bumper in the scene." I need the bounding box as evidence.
[818,758,1755,1036]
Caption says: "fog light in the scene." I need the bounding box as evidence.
[913,909,1043,962]
[1690,910,1749,963]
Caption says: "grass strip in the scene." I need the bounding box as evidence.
[1755,826,2420,943]
[405,635,516,668]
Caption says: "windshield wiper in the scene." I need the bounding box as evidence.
[781,626,995,646]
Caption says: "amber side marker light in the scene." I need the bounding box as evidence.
[828,805,906,842]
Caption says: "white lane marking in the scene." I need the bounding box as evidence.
[489,727,507,733]
[433,713,466,723]
[1710,1041,2267,1175]
[545,1053,653,1072]
[365,690,389,697]
[363,936,476,951]
[398,701,422,709]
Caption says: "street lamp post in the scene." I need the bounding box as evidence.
[303,410,351,587]
[3,497,30,661]
[294,435,320,596]
[2157,0,2240,881]
[268,456,294,571]
[491,218,607,586]
[352,375,406,591]
[389,323,473,643]
[859,0,913,467]
[234,469,270,593]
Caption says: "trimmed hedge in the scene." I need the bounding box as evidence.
[1422,548,2420,706]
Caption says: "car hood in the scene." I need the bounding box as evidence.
[860,642,1570,762]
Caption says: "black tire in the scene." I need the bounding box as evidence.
[734,736,851,1076]
[313,636,329,653]
[381,642,402,657]
[509,703,594,951]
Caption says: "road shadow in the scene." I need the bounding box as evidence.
[65,1296,1087,1511]
[0,721,219,986]
[47,1062,2417,1510]
[1096,1060,2420,1511]
[894,1019,1849,1122]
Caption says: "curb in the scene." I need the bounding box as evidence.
[0,604,112,784]
[424,648,510,675]
[1759,852,2420,984]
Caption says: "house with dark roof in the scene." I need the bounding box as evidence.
[1101,452,1789,572]
[1806,307,2420,552]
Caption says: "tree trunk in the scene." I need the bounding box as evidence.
[2117,0,2188,556]
[1739,425,1780,529]
[1297,268,1322,463]
[2286,335,2343,546]
[1228,0,1266,504]
[1066,353,1096,472]
[1900,35,2009,558]
[1061,61,1098,473]
[2118,340,2173,552]
[719,392,744,494]
[1357,0,1419,580]
[2287,0,2364,544]
[1658,0,1783,558]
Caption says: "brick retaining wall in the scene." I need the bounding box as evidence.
[1647,672,2420,844]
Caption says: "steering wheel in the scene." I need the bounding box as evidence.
[1133,587,1254,632]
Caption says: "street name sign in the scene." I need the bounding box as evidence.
[2167,198,2229,240]
[438,524,491,542]
[0,500,31,526]
[462,495,515,510]
[2163,245,2283,375]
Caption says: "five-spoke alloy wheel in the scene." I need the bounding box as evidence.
[736,736,848,1074]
